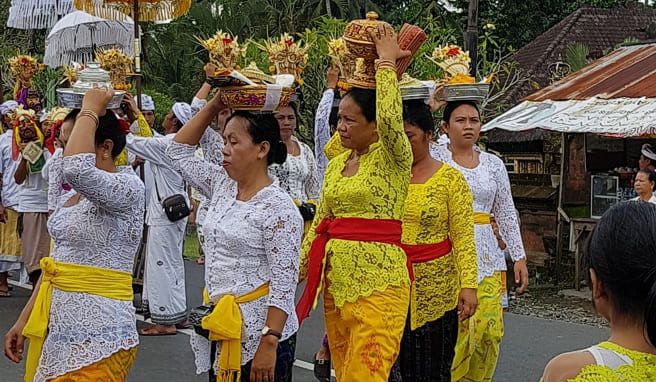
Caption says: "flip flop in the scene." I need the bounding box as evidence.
[313,353,331,382]
[139,327,177,336]
[176,320,191,330]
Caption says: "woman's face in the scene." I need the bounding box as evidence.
[275,106,296,141]
[221,116,268,180]
[634,171,654,196]
[337,95,377,151]
[403,121,431,161]
[443,104,481,148]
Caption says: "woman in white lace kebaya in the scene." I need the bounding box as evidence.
[4,88,145,382]
[433,100,529,381]
[270,104,321,203]
[166,94,303,382]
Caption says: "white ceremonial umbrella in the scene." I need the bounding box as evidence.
[44,11,137,68]
[7,0,74,29]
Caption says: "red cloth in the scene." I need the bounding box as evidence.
[296,218,403,325]
[401,239,453,281]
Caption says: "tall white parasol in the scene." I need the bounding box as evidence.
[44,11,137,68]
[7,0,75,29]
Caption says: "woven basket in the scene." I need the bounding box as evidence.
[220,86,294,112]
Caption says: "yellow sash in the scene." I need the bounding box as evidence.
[201,283,270,382]
[473,212,491,225]
[22,257,133,382]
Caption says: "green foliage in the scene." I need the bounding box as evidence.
[566,43,589,72]
[31,66,64,110]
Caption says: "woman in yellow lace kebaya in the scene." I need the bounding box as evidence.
[433,101,529,382]
[387,100,478,382]
[542,202,656,381]
[296,25,413,381]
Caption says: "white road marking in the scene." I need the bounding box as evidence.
[8,279,335,376]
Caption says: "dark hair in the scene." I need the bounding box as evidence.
[587,202,656,346]
[64,109,80,122]
[95,110,126,158]
[227,111,287,165]
[403,100,434,133]
[174,118,184,132]
[329,96,340,129]
[342,88,376,123]
[442,101,480,124]
[638,169,656,192]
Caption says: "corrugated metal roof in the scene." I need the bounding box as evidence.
[527,44,656,101]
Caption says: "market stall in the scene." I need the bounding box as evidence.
[483,43,656,288]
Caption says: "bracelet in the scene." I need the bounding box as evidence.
[375,59,397,72]
[76,110,99,127]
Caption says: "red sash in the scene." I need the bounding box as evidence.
[296,217,403,324]
[401,239,453,281]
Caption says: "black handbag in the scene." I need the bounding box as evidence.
[188,304,214,339]
[297,202,316,222]
[154,177,190,222]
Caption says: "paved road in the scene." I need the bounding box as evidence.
[1,260,609,381]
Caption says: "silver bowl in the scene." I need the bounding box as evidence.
[441,83,490,103]
[56,88,125,109]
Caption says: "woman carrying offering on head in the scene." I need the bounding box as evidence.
[542,201,656,381]
[434,100,529,381]
[166,92,302,382]
[4,87,145,382]
[387,100,478,382]
[297,24,413,381]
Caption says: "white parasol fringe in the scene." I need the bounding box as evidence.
[45,22,135,68]
[7,0,75,29]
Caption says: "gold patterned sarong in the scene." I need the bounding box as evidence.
[47,347,137,382]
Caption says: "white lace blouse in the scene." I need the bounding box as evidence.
[268,136,320,202]
[433,144,526,283]
[38,153,144,381]
[166,140,302,372]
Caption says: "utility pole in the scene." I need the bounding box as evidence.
[464,0,479,78]
[325,0,332,17]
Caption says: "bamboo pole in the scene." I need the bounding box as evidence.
[134,0,142,110]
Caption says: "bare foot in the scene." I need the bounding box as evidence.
[139,324,177,336]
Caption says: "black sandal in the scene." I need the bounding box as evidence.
[313,353,331,382]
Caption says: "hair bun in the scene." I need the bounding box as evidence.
[274,140,287,165]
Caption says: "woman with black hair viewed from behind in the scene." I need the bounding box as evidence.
[542,201,656,381]
[4,87,145,381]
[166,94,303,382]
[434,100,529,381]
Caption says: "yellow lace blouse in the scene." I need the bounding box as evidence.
[404,164,477,330]
[300,68,412,308]
[566,342,656,381]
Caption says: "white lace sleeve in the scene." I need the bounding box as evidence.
[63,153,145,212]
[302,142,321,201]
[314,89,334,187]
[47,149,63,211]
[263,201,303,315]
[488,154,526,262]
[191,97,208,117]
[199,128,224,166]
[166,140,229,200]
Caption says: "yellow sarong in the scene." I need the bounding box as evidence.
[0,207,21,257]
[48,347,137,382]
[22,257,133,382]
[202,283,270,382]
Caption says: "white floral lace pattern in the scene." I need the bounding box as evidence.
[167,141,302,370]
[38,153,144,381]
[433,144,526,282]
[314,89,335,187]
[268,137,320,202]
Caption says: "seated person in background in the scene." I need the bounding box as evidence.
[541,201,656,381]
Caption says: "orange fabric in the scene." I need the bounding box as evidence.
[296,217,403,324]
[47,347,137,381]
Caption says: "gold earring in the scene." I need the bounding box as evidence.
[103,152,109,160]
